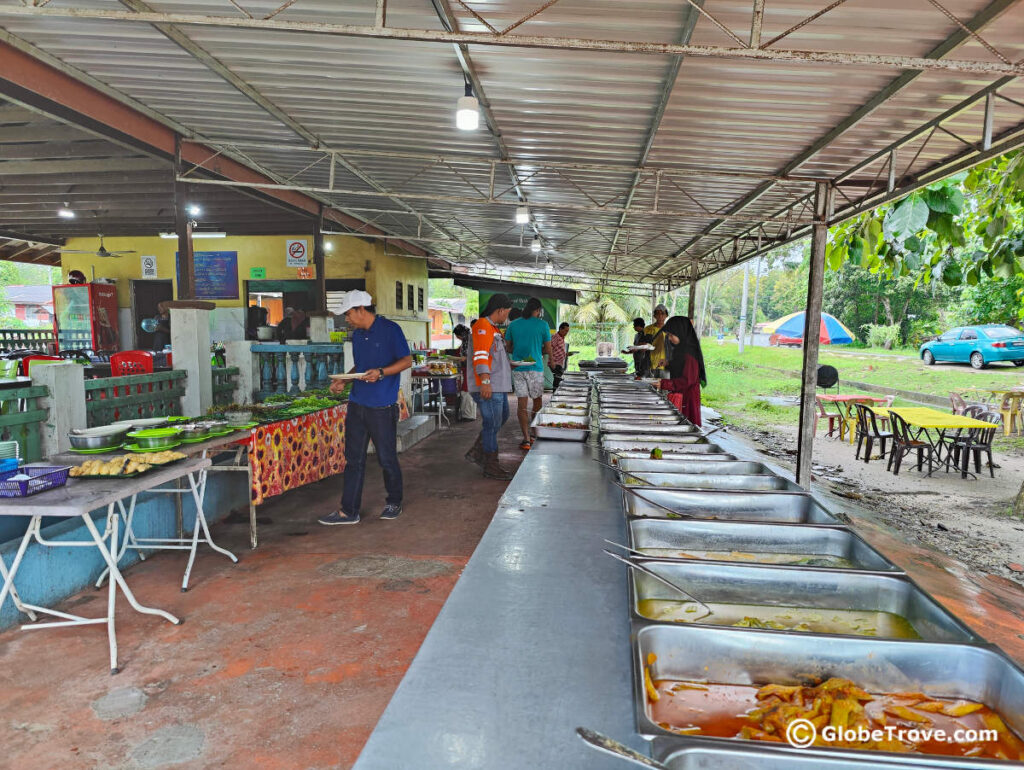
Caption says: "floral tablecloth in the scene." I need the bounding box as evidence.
[250,404,347,506]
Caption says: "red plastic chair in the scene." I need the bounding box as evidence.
[110,350,154,376]
[21,355,62,377]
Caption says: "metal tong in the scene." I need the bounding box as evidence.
[603,547,714,622]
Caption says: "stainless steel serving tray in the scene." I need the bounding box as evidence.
[623,471,801,492]
[602,423,700,435]
[633,625,1024,766]
[627,560,976,642]
[652,739,1007,769]
[622,488,842,525]
[617,459,775,476]
[541,407,590,417]
[626,518,900,573]
[608,448,735,461]
[530,414,590,441]
[599,405,678,414]
[601,413,683,425]
[602,436,708,454]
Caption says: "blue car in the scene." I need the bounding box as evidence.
[920,324,1024,369]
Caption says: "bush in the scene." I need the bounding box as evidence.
[861,323,900,350]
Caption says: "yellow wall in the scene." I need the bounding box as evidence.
[60,233,430,326]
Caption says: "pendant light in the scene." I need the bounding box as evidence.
[456,82,479,131]
[515,206,529,224]
[531,236,541,253]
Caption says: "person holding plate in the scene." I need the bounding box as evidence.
[319,290,412,526]
[504,297,551,451]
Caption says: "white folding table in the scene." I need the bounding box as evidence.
[0,456,215,674]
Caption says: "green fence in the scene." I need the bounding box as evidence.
[0,385,48,461]
[85,370,187,427]
[212,366,240,406]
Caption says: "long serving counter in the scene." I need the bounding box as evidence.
[352,439,645,769]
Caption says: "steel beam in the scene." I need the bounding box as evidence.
[0,6,1019,75]
[795,182,831,488]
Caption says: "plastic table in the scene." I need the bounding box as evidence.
[887,407,998,478]
[0,457,214,673]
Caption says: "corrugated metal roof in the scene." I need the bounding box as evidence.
[0,0,1022,282]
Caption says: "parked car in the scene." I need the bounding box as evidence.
[919,324,1024,369]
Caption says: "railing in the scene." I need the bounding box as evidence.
[0,328,56,354]
[252,343,345,400]
[212,366,240,406]
[0,385,48,461]
[84,370,187,427]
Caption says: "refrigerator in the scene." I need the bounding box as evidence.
[52,283,120,353]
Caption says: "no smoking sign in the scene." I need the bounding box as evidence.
[286,239,309,267]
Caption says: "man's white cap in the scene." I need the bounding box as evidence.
[337,290,374,315]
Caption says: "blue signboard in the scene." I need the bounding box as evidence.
[176,251,239,300]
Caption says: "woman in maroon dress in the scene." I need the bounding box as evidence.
[659,316,707,426]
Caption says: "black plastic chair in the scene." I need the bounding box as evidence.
[886,412,935,476]
[854,403,892,464]
[946,410,1001,479]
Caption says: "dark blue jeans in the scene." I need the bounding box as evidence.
[341,401,402,515]
[471,391,509,454]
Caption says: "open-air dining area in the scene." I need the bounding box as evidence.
[2,0,1024,768]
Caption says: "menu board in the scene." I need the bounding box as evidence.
[176,251,239,299]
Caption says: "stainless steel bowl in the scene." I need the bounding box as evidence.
[67,430,128,450]
[178,423,211,440]
[204,420,229,432]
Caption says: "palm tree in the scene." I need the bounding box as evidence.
[562,288,652,349]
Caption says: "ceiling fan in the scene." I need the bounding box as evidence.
[61,234,136,258]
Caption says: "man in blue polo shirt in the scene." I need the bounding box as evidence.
[320,290,412,526]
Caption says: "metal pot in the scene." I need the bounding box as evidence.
[256,326,275,341]
[67,429,128,450]
[178,423,211,441]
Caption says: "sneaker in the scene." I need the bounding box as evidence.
[380,504,402,520]
[519,440,532,451]
[318,510,360,526]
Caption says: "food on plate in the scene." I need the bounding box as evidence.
[70,456,152,477]
[643,673,1024,759]
[636,599,919,638]
[126,450,186,465]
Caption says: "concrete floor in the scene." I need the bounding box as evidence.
[0,400,527,770]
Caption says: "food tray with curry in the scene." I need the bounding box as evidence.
[626,559,976,642]
[635,625,1024,763]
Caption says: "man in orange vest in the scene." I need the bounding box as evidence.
[465,293,515,480]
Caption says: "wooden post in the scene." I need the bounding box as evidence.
[174,135,195,300]
[687,279,697,319]
[314,205,327,314]
[795,181,832,489]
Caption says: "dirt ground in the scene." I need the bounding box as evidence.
[720,417,1024,588]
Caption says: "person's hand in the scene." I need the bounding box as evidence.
[329,379,347,394]
[361,368,382,383]
[480,383,493,400]
[656,359,667,368]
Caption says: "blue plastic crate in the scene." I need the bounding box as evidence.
[0,466,71,498]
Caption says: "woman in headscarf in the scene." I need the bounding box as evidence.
[659,315,706,426]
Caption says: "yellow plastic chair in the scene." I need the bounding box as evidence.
[997,393,1022,436]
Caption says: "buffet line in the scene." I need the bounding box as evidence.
[536,371,1024,769]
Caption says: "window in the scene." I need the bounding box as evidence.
[960,330,977,341]
[395,281,403,310]
[408,284,415,312]
[983,326,1023,339]
[418,287,425,312]
[939,330,959,342]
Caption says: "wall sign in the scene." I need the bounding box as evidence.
[286,239,308,267]
[141,255,158,278]
[176,251,239,300]
[296,267,313,279]
[249,266,267,279]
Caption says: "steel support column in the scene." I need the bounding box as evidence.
[314,205,327,314]
[795,182,831,489]
[174,136,195,300]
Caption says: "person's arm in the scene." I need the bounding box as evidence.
[543,339,552,368]
[472,324,495,399]
[361,355,412,382]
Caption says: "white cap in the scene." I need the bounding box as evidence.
[336,290,374,315]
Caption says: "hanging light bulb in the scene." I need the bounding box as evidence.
[456,82,479,131]
[187,203,202,216]
[545,255,553,273]
[531,236,541,253]
[515,206,529,224]
[57,206,75,219]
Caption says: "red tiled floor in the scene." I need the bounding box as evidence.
[0,404,527,769]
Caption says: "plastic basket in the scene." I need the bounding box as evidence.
[0,466,71,498]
